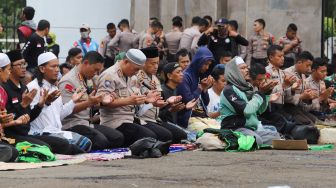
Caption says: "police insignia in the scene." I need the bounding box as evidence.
[104,80,112,88]
[225,38,230,43]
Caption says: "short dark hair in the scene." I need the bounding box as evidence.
[150,20,161,28]
[106,22,115,30]
[59,63,73,75]
[287,23,298,32]
[192,16,202,25]
[250,63,266,80]
[203,15,213,23]
[37,20,50,31]
[66,48,82,62]
[83,51,104,64]
[296,51,314,63]
[118,19,130,28]
[312,57,327,70]
[150,17,159,22]
[175,48,189,60]
[267,45,283,58]
[172,16,183,28]
[199,18,209,27]
[23,6,35,20]
[219,51,232,58]
[172,16,183,23]
[211,66,225,81]
[228,20,238,31]
[255,18,266,29]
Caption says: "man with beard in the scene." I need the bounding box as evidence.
[27,52,92,154]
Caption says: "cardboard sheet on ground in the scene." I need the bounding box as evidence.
[272,140,308,150]
[0,158,86,171]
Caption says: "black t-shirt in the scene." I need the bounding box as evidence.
[22,33,46,70]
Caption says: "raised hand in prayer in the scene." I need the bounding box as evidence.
[0,109,14,124]
[319,87,334,102]
[45,90,61,105]
[101,94,113,105]
[291,79,302,91]
[21,89,37,108]
[283,74,296,89]
[185,98,198,110]
[88,90,103,106]
[128,94,147,105]
[145,90,161,104]
[166,96,182,104]
[169,102,185,112]
[13,114,30,125]
[72,88,86,103]
[153,97,168,108]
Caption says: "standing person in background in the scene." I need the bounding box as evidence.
[179,16,202,56]
[99,23,117,69]
[228,20,247,60]
[134,21,162,49]
[22,19,50,74]
[17,6,36,49]
[246,19,275,67]
[108,19,136,54]
[203,15,213,27]
[73,24,99,56]
[165,16,183,62]
[278,23,302,69]
[198,18,248,72]
[46,32,60,58]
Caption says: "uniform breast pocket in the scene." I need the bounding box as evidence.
[118,88,129,98]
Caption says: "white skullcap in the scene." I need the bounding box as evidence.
[235,56,245,66]
[125,49,147,66]
[0,53,11,68]
[38,52,57,66]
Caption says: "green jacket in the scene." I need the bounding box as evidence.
[219,84,269,130]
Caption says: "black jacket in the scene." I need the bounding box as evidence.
[3,80,42,136]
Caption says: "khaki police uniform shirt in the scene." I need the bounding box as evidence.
[179,26,201,55]
[246,32,274,64]
[108,31,136,53]
[97,61,141,129]
[301,75,326,112]
[134,30,157,49]
[266,63,290,104]
[59,66,93,129]
[99,35,115,58]
[284,65,306,105]
[278,36,302,60]
[165,29,182,55]
[135,70,162,122]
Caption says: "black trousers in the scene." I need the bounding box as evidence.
[116,123,157,147]
[0,142,18,162]
[144,122,173,142]
[67,125,124,150]
[160,122,188,144]
[6,133,51,149]
[37,135,85,155]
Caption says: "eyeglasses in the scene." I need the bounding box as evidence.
[12,62,28,68]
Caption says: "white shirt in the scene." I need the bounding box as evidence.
[207,88,220,113]
[27,79,75,135]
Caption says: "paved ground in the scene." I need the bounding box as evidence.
[0,149,335,188]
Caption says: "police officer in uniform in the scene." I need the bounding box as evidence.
[59,51,124,150]
[246,19,274,67]
[96,49,164,146]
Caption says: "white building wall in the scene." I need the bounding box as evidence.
[27,0,131,62]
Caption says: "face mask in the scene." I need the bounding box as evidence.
[46,37,53,44]
[80,31,89,39]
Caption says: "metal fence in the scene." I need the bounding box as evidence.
[0,0,26,52]
[322,0,336,74]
